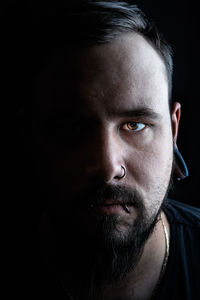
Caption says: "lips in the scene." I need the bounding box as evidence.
[90,200,131,215]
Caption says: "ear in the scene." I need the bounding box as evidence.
[171,102,189,180]
[171,102,181,146]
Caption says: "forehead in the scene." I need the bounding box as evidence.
[36,33,169,117]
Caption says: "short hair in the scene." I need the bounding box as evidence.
[34,0,173,105]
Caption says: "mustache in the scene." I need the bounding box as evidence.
[75,183,144,211]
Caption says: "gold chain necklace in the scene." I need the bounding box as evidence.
[160,215,170,277]
[150,214,170,299]
[65,215,170,300]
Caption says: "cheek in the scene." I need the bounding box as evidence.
[126,142,173,219]
[126,129,173,192]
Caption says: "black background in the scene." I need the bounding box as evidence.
[3,0,199,298]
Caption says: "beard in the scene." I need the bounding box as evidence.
[43,182,169,299]
[84,207,162,300]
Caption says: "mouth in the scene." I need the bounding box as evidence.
[90,200,131,215]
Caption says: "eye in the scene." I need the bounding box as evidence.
[124,122,146,132]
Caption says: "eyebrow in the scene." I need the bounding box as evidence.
[116,107,162,120]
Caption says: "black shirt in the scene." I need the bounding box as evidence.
[154,199,200,300]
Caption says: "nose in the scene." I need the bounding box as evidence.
[85,128,126,183]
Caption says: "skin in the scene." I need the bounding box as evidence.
[36,33,181,299]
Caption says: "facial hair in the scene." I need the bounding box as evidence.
[45,183,168,300]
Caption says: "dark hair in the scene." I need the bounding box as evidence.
[33,0,173,104]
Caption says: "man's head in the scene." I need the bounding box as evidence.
[34,0,180,296]
[35,0,173,104]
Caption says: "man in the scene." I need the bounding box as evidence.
[31,1,200,299]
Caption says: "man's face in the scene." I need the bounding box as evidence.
[35,33,177,282]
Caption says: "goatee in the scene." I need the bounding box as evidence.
[47,184,166,299]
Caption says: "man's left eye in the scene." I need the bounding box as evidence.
[123,122,146,132]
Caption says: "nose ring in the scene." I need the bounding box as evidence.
[119,166,126,179]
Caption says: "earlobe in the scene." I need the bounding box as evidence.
[173,146,189,180]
